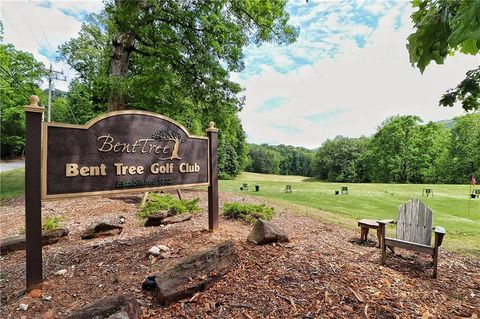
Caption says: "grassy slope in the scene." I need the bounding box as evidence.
[220,173,480,254]
[0,168,24,201]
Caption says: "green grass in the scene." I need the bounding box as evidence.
[220,173,480,255]
[137,193,200,218]
[0,168,24,201]
[223,202,275,223]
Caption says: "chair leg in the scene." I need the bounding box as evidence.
[376,229,382,248]
[433,248,438,279]
[381,242,386,265]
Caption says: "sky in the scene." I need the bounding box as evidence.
[2,0,479,149]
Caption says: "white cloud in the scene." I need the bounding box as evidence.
[238,1,479,149]
[1,0,103,90]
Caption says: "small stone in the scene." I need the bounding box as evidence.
[28,288,42,298]
[18,303,29,311]
[159,251,171,259]
[147,246,160,256]
[43,296,52,301]
[157,245,170,252]
[55,269,67,276]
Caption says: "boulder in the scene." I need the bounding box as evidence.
[0,228,69,255]
[144,211,174,227]
[247,219,289,245]
[66,294,141,319]
[81,221,122,240]
[155,240,236,306]
[162,213,192,225]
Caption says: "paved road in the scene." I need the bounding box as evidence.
[0,160,25,172]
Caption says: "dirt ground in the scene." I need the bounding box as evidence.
[0,190,479,319]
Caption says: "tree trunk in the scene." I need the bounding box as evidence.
[107,31,134,111]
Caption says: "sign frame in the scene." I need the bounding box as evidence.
[41,110,210,200]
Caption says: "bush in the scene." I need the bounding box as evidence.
[137,193,200,218]
[42,216,63,230]
[223,202,274,223]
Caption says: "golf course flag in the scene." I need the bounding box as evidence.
[468,174,476,216]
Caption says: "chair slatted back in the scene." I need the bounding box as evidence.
[396,198,432,245]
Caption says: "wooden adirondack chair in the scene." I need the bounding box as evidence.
[378,198,446,278]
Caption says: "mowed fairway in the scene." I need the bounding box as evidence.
[220,173,480,254]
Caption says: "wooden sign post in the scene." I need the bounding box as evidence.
[24,96,44,291]
[23,96,219,291]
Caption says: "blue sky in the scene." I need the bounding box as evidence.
[2,0,478,148]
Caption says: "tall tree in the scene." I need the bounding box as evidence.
[407,0,480,111]
[61,0,298,111]
[0,42,45,157]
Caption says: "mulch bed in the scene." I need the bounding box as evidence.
[0,190,479,319]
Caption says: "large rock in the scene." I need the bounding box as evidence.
[162,213,192,225]
[247,219,289,245]
[81,221,122,240]
[66,294,141,319]
[155,240,236,306]
[0,228,69,255]
[144,211,174,227]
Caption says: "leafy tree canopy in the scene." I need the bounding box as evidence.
[407,0,480,111]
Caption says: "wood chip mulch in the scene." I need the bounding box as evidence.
[0,190,479,319]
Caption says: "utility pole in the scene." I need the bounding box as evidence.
[45,65,66,122]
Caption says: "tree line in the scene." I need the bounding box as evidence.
[247,114,480,184]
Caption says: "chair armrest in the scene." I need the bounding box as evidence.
[433,226,446,247]
[433,226,445,235]
[379,219,394,224]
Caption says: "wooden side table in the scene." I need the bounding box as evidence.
[357,219,393,248]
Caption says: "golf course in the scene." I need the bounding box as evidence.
[220,172,480,254]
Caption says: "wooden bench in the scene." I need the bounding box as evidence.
[285,185,292,193]
[341,186,348,195]
[357,219,393,247]
[378,198,446,278]
[240,183,248,191]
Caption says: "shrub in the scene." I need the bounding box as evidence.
[223,202,274,223]
[137,193,200,218]
[42,216,63,230]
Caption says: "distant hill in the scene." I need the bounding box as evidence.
[435,119,455,129]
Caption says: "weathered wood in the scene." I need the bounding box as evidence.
[0,228,69,255]
[382,198,446,278]
[162,213,192,225]
[384,238,434,255]
[155,240,236,306]
[67,294,141,319]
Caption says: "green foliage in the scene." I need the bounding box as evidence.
[446,113,480,183]
[42,216,64,230]
[137,193,200,218]
[0,168,24,201]
[0,43,45,157]
[313,136,369,182]
[223,202,275,223]
[246,144,281,174]
[407,0,480,111]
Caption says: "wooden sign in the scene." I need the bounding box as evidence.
[23,97,219,292]
[42,111,209,199]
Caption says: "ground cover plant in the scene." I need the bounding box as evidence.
[223,202,274,223]
[41,215,64,230]
[137,193,200,218]
[220,172,480,254]
[0,168,24,202]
